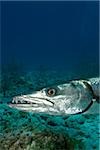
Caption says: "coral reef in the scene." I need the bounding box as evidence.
[0,104,99,150]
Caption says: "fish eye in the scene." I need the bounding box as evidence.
[46,88,56,97]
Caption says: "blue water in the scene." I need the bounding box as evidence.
[1,1,99,78]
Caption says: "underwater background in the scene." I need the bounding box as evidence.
[0,1,99,150]
[1,1,99,76]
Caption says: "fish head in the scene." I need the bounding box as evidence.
[9,80,93,115]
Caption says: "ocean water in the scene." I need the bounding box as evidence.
[0,1,99,150]
[1,1,99,76]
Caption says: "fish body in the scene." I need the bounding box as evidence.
[9,77,100,115]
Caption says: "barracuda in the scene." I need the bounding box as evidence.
[9,77,100,115]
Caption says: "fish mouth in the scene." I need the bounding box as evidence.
[8,92,55,113]
[9,93,54,109]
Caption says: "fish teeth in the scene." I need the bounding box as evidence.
[12,100,14,103]
[12,97,32,104]
[20,100,24,103]
[12,99,16,104]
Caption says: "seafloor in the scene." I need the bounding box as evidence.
[0,70,99,150]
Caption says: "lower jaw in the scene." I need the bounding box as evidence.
[8,104,57,114]
[8,103,39,108]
